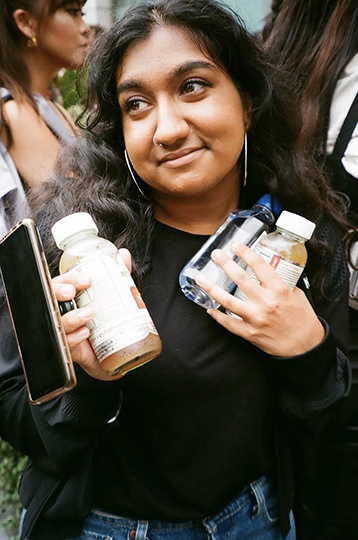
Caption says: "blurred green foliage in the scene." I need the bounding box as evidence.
[56,68,87,120]
[0,439,27,539]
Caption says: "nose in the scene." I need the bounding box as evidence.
[153,99,190,147]
[80,18,91,37]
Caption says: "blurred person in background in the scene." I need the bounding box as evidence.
[88,23,104,43]
[52,22,105,116]
[0,0,90,236]
[262,1,358,538]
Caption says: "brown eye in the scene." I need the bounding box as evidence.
[181,79,209,95]
[124,98,148,114]
[129,101,140,111]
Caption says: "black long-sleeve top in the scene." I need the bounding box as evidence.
[0,216,351,540]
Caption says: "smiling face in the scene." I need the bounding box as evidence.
[36,1,90,69]
[117,25,249,210]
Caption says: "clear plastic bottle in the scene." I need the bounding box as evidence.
[179,195,281,309]
[52,212,162,377]
[232,210,316,304]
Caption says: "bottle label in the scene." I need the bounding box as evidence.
[72,253,157,362]
[234,244,304,301]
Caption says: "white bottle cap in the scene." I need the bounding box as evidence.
[52,212,98,249]
[276,211,316,240]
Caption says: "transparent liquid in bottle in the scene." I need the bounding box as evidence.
[179,196,278,310]
[54,214,162,377]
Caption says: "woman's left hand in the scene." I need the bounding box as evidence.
[196,243,325,357]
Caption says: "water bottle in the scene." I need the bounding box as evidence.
[179,195,281,309]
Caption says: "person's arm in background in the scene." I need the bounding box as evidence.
[2,99,62,188]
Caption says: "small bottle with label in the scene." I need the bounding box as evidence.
[179,195,281,310]
[232,210,316,305]
[52,212,162,377]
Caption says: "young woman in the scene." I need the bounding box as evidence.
[0,0,354,539]
[0,0,90,236]
[262,2,358,537]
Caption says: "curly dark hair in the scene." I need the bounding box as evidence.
[29,0,354,303]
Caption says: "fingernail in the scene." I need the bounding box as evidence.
[60,285,75,297]
[78,273,91,285]
[77,327,90,337]
[231,242,239,250]
[78,307,93,320]
[196,274,208,286]
[211,249,222,261]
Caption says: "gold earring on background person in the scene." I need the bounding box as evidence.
[27,34,37,48]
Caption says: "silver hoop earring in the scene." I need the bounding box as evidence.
[124,150,150,200]
[242,132,248,187]
[153,136,163,148]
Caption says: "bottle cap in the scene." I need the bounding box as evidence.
[276,211,315,240]
[52,212,98,249]
[256,194,283,217]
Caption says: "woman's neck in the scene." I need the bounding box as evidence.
[154,182,240,235]
[21,47,59,97]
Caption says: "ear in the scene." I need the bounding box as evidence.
[12,9,38,40]
[242,93,253,130]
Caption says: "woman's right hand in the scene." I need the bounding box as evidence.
[52,248,132,381]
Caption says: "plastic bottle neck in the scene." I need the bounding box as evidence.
[252,203,275,226]
[60,229,98,250]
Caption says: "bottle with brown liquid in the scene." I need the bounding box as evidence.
[232,210,316,303]
[52,212,162,376]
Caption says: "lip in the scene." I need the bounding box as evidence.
[159,147,205,168]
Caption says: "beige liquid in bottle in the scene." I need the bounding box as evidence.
[52,213,162,377]
[232,211,315,303]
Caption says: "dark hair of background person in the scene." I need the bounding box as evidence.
[262,0,358,155]
[0,0,80,105]
[262,4,358,538]
[261,0,284,41]
[29,0,356,303]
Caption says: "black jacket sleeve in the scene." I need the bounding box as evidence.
[269,217,351,431]
[0,278,123,476]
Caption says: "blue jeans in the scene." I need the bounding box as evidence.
[68,475,295,540]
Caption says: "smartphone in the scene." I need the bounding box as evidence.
[0,219,77,404]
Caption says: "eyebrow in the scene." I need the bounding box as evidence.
[59,0,86,6]
[116,60,216,97]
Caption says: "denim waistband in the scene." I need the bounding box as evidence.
[91,474,274,532]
